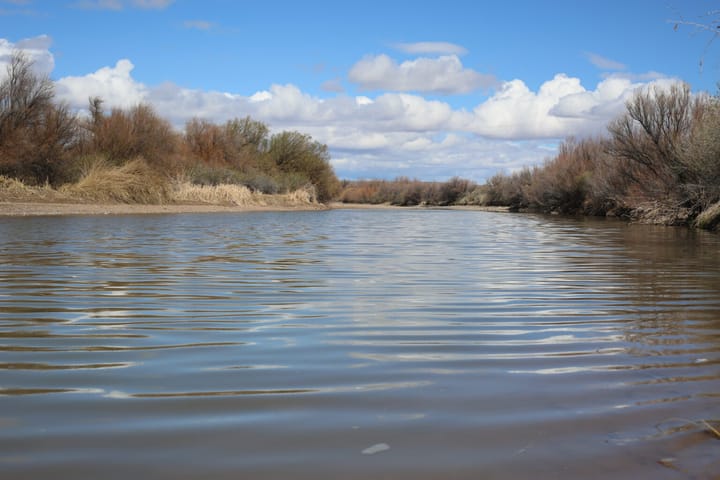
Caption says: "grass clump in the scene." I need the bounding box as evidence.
[63,158,170,204]
[0,175,68,202]
[170,182,254,206]
[170,181,317,207]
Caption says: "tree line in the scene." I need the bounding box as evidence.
[2,50,719,229]
[0,52,340,202]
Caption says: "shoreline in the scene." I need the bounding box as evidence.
[0,201,512,217]
[328,202,511,212]
[0,201,328,217]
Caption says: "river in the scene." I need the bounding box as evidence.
[1,209,718,479]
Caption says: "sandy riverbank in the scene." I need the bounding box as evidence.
[0,201,511,217]
[0,201,329,217]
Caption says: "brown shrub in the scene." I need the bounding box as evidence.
[523,137,616,215]
[0,52,79,185]
[339,177,477,206]
[183,116,271,173]
[481,169,532,210]
[84,100,180,170]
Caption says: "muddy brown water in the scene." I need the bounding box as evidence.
[1,210,718,479]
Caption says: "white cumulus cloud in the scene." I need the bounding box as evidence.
[56,59,148,109]
[349,54,497,94]
[0,35,55,76]
[467,73,675,139]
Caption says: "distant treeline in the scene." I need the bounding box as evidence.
[338,176,478,206]
[0,52,339,201]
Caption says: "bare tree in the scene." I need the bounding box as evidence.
[0,51,54,139]
[0,51,78,184]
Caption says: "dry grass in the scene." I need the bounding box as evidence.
[170,181,317,207]
[694,201,720,231]
[284,186,316,204]
[658,417,720,440]
[170,182,255,205]
[2,160,320,209]
[62,158,171,204]
[0,175,70,203]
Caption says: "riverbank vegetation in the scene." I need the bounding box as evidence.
[0,52,339,206]
[478,83,720,230]
[3,51,719,230]
[336,83,720,231]
[337,176,478,206]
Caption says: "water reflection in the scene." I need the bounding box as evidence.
[0,211,718,479]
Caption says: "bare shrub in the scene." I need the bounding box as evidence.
[522,137,614,214]
[0,52,78,185]
[338,180,384,204]
[481,169,532,209]
[680,96,720,208]
[85,100,179,169]
[339,177,478,206]
[184,118,226,165]
[607,83,699,199]
[436,176,477,205]
[606,83,720,221]
[184,116,270,171]
[0,51,54,135]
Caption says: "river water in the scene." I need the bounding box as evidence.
[0,209,718,479]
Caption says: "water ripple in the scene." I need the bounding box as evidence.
[0,211,719,479]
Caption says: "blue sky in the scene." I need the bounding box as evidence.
[1,0,719,181]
